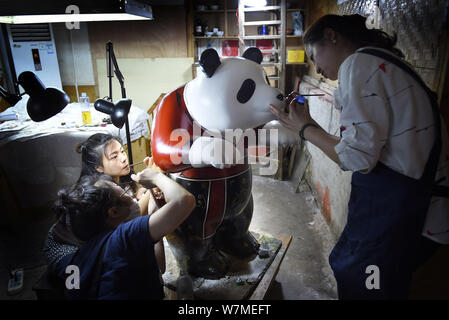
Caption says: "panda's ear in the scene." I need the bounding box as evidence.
[242,47,263,64]
[200,48,221,78]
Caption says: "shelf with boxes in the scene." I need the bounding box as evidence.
[188,0,307,94]
[188,1,240,77]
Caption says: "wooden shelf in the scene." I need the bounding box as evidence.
[262,62,282,67]
[243,6,281,12]
[286,35,303,38]
[243,20,282,26]
[243,35,281,40]
[195,36,239,39]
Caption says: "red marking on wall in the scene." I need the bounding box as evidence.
[314,182,331,226]
[379,63,386,73]
[322,187,331,225]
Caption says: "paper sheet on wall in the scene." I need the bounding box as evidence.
[97,57,194,113]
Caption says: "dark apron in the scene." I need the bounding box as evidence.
[329,48,443,299]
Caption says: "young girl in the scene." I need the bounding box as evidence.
[77,133,145,201]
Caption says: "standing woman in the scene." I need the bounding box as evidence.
[270,14,449,299]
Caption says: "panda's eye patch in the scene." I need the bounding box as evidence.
[237,79,256,104]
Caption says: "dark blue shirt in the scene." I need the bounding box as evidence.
[57,215,164,300]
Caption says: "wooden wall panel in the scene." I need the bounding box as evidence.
[87,6,188,96]
[62,85,98,103]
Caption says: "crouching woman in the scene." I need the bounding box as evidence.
[53,167,196,299]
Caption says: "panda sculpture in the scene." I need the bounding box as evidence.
[151,47,298,278]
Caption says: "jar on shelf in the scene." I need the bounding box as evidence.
[194,19,203,36]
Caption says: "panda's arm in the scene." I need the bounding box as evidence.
[151,87,193,173]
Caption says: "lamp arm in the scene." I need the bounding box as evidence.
[0,84,8,97]
[109,45,126,98]
[0,83,21,106]
[105,41,133,165]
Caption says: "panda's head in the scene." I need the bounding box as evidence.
[184,47,285,131]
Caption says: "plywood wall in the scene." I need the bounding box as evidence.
[86,5,189,103]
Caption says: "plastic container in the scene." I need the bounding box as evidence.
[287,49,305,63]
[79,92,92,125]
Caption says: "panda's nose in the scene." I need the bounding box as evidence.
[276,94,283,101]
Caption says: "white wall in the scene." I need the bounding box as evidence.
[300,76,352,237]
[53,22,95,86]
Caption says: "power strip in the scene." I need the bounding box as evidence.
[7,268,24,295]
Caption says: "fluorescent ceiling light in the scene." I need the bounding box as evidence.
[0,13,152,24]
[0,0,153,24]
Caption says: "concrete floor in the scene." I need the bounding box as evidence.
[0,174,338,300]
[250,175,337,300]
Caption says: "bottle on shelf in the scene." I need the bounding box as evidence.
[79,92,92,125]
[203,21,209,35]
[194,18,203,36]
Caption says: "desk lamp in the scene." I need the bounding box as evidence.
[0,71,69,121]
[94,41,134,164]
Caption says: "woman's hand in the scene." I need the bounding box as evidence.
[131,167,160,189]
[144,156,164,172]
[135,187,148,200]
[269,93,316,133]
[144,156,153,168]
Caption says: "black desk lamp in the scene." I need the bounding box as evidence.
[0,71,69,121]
[94,41,134,165]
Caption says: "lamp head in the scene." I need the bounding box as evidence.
[18,71,69,122]
[94,98,131,129]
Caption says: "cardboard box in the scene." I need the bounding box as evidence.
[287,50,305,63]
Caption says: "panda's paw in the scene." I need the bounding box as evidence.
[262,120,300,147]
[189,136,241,169]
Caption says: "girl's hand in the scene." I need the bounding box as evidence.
[135,187,148,200]
[144,156,154,168]
[269,96,315,133]
[131,168,160,189]
[144,156,164,172]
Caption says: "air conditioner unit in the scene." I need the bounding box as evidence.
[6,23,63,91]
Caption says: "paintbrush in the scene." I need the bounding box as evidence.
[129,160,145,168]
[284,93,325,99]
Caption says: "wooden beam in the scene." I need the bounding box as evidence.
[249,235,292,300]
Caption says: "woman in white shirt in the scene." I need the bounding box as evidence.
[270,14,449,299]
